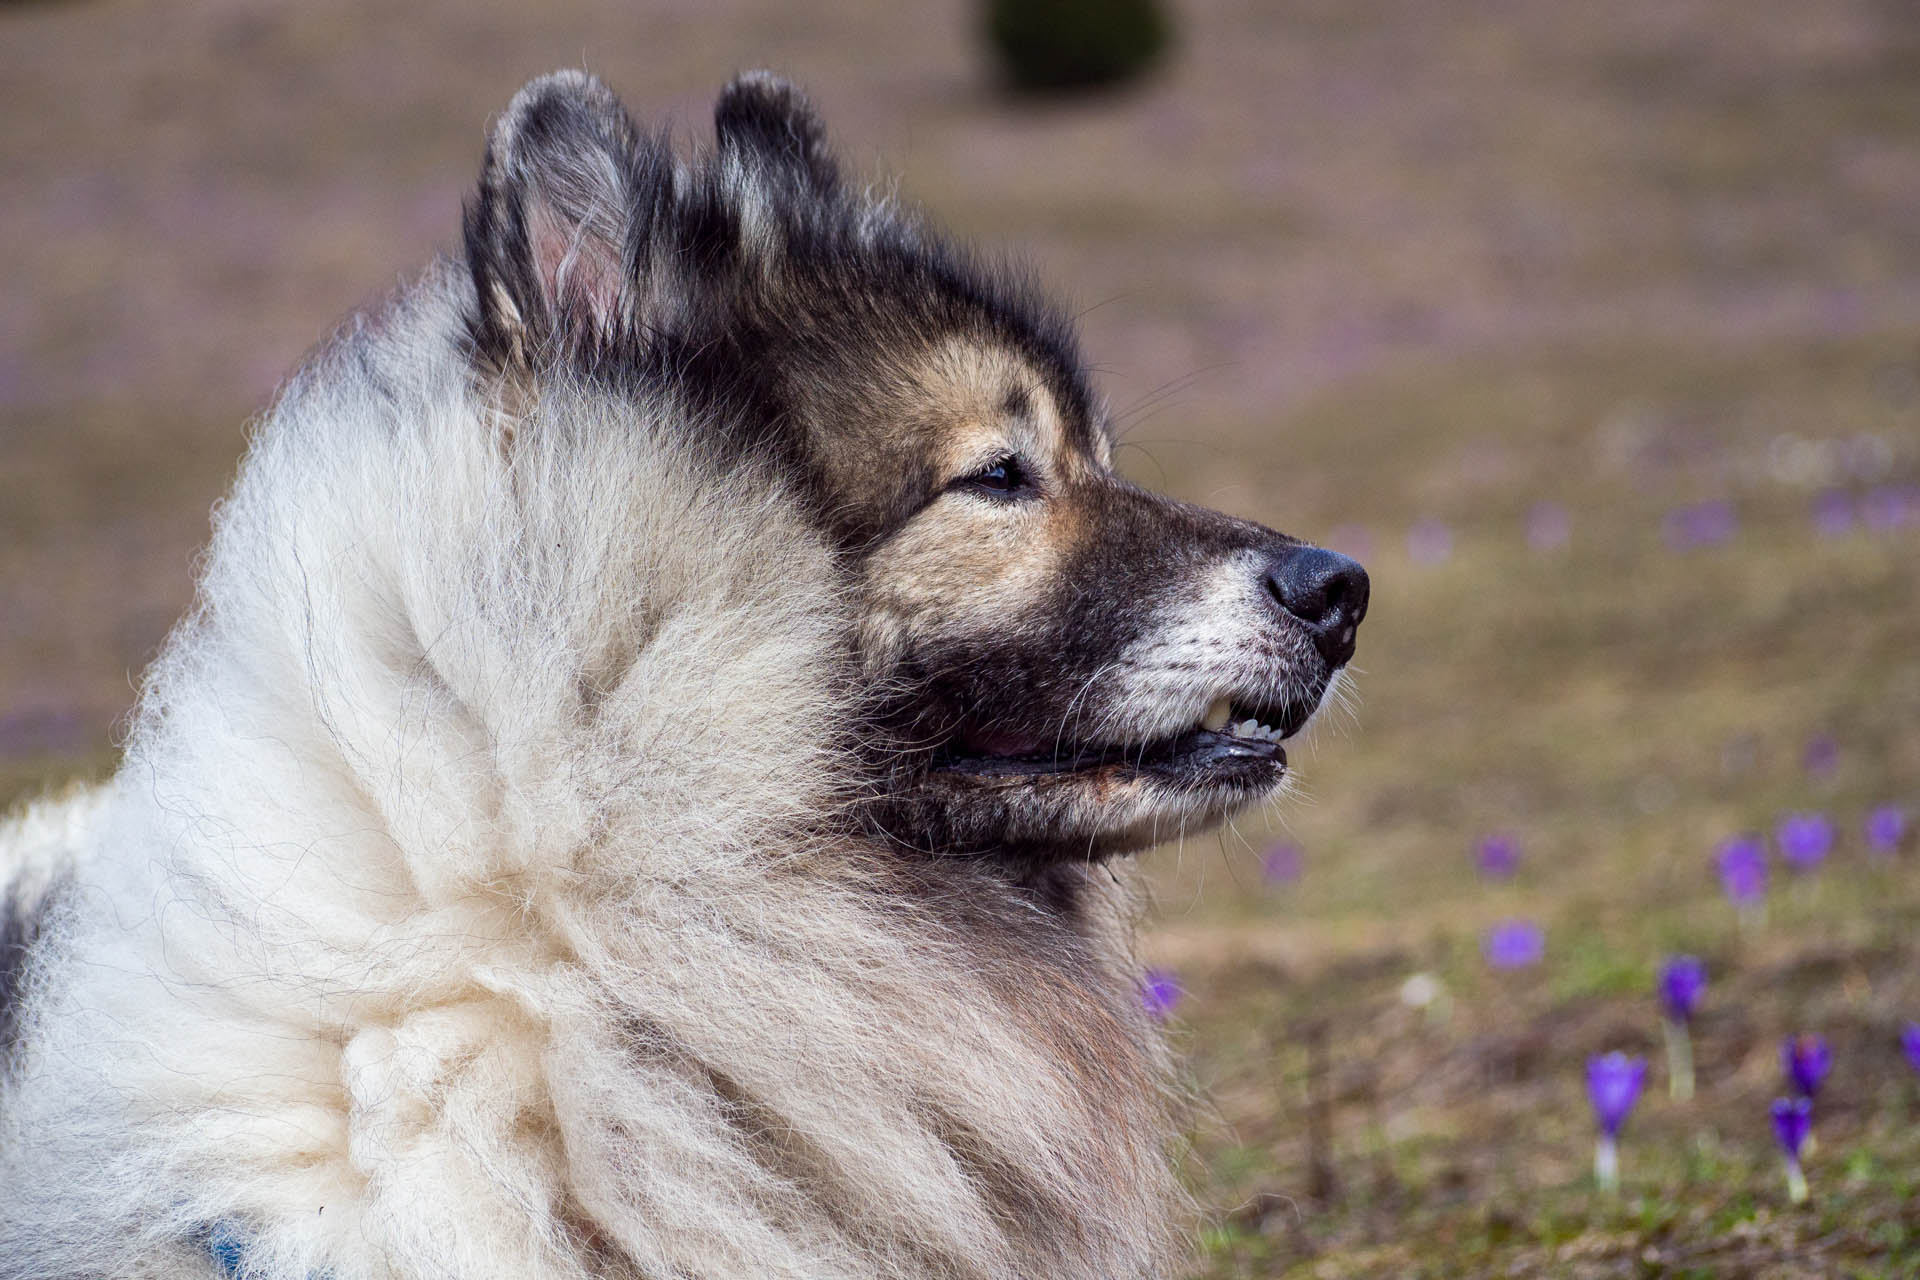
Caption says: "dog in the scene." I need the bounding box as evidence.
[0,71,1367,1279]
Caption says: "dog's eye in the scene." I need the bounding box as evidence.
[957,455,1031,498]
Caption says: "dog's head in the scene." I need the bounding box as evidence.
[463,71,1368,869]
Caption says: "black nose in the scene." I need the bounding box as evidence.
[1265,545,1370,667]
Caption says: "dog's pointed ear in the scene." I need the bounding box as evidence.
[714,71,839,194]
[464,71,654,366]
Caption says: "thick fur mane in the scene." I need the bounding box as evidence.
[0,263,1181,1277]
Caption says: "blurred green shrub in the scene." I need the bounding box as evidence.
[984,0,1173,93]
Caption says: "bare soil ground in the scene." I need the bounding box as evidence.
[5,1,1918,1274]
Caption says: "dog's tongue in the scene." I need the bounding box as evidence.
[963,727,1046,758]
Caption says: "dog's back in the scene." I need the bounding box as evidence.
[0,787,99,1058]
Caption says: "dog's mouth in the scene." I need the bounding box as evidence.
[932,695,1308,784]
[880,684,1331,863]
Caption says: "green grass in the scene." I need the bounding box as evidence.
[1142,341,1920,1276]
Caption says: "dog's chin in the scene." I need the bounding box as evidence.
[877,722,1290,867]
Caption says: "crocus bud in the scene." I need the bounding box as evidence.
[1139,968,1182,1021]
[1484,919,1544,969]
[1586,1052,1645,1193]
[1776,813,1834,872]
[1781,1034,1831,1100]
[1657,956,1706,1024]
[1771,1096,1812,1204]
[1716,835,1767,908]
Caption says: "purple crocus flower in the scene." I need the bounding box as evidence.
[1525,502,1570,552]
[1587,1052,1645,1191]
[1659,955,1706,1101]
[1406,519,1454,565]
[1658,956,1707,1024]
[1771,1096,1813,1203]
[1587,1053,1646,1138]
[1802,734,1840,779]
[1483,919,1544,969]
[1716,835,1768,907]
[1781,1034,1831,1099]
[1771,1095,1812,1158]
[1139,968,1182,1021]
[0,706,90,757]
[1663,500,1737,551]
[1776,812,1834,871]
[1260,841,1302,885]
[1861,483,1919,532]
[1810,490,1856,537]
[1865,806,1908,856]
[1475,834,1519,880]
[1900,1022,1920,1076]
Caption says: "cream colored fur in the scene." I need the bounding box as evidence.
[0,265,1182,1279]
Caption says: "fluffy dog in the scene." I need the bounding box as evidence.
[0,71,1367,1279]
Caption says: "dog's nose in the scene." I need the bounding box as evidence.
[1264,545,1369,667]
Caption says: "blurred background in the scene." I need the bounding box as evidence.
[4,1,1918,1273]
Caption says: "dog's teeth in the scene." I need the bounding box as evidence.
[1201,697,1232,732]
[1215,715,1288,741]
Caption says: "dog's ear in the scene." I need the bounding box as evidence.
[464,71,659,367]
[714,71,840,195]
